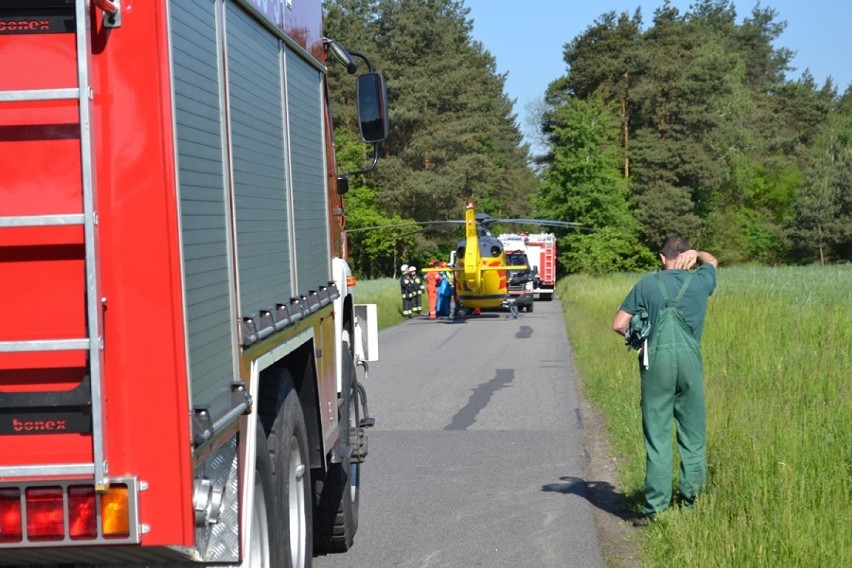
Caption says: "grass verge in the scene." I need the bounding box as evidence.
[559,265,851,567]
[352,277,406,330]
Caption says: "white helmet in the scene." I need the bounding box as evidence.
[409,266,417,273]
[400,264,409,273]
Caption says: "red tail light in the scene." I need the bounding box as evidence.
[0,482,133,544]
[0,488,23,543]
[68,486,97,539]
[26,487,64,541]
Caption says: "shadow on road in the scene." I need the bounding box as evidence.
[542,476,640,522]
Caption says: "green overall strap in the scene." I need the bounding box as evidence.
[655,271,695,307]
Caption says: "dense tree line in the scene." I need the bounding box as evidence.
[540,0,851,272]
[324,0,851,276]
[324,0,537,276]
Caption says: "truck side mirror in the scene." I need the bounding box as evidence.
[356,72,390,143]
[337,68,390,187]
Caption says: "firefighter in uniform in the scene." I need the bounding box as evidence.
[611,236,718,524]
[409,265,423,317]
[399,264,413,317]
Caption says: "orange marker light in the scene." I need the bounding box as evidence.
[101,484,130,538]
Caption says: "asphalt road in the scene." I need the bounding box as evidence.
[314,298,606,568]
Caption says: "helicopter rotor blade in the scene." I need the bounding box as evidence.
[480,218,591,231]
[345,217,588,235]
[396,225,457,238]
[344,220,465,234]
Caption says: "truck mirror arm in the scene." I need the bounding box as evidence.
[337,145,379,194]
[321,41,377,74]
[339,145,379,185]
[348,50,375,72]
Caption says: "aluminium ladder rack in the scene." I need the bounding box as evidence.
[540,237,555,286]
[0,0,118,491]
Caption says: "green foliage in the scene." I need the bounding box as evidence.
[536,93,646,273]
[345,186,420,278]
[632,180,703,248]
[541,0,849,270]
[559,228,656,275]
[558,9,642,102]
[325,0,850,276]
[324,0,538,276]
[561,264,852,567]
[704,206,786,265]
[539,94,629,224]
[786,96,852,263]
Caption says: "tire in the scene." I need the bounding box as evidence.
[526,301,534,313]
[313,349,360,552]
[248,424,285,568]
[264,374,313,568]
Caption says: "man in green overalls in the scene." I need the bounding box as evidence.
[612,236,718,524]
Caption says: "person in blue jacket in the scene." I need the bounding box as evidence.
[435,261,454,318]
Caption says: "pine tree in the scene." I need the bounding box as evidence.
[787,90,852,263]
[323,0,539,275]
[540,0,841,268]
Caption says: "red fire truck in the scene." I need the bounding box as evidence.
[497,233,558,301]
[0,1,388,566]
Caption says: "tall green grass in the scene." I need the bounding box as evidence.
[352,277,406,330]
[560,265,851,567]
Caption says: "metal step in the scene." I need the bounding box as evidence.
[0,339,90,353]
[0,214,85,228]
[0,87,80,103]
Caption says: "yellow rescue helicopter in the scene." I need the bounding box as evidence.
[345,201,586,310]
[414,203,587,310]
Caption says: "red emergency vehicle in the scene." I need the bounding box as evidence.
[497,233,557,301]
[0,1,388,566]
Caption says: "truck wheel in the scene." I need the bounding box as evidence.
[542,292,553,301]
[249,424,285,568]
[265,374,313,568]
[314,349,359,552]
